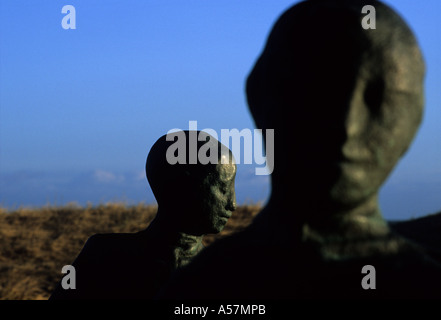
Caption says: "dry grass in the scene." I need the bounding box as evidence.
[0,203,260,300]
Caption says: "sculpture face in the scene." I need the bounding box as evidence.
[195,159,237,234]
[320,71,423,208]
[249,59,424,209]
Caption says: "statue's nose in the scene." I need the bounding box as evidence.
[226,194,237,211]
[342,77,380,142]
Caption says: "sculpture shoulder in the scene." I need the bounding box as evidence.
[389,212,441,263]
[73,232,143,266]
[84,232,139,247]
[157,229,275,299]
[193,228,257,262]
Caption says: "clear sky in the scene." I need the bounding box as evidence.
[0,0,440,220]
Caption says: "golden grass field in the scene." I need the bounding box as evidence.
[0,203,260,300]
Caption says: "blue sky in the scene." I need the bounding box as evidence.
[0,0,440,221]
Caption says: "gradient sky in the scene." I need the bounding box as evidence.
[0,0,440,220]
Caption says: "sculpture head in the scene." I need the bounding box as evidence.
[146,131,237,235]
[246,0,425,212]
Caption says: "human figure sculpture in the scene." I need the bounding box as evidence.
[158,0,441,299]
[49,131,237,299]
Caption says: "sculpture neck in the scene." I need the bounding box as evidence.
[253,187,390,246]
[144,211,204,268]
[169,234,204,269]
[301,195,391,242]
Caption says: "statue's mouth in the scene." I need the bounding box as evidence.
[221,210,233,219]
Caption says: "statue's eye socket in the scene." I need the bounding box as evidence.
[364,78,385,113]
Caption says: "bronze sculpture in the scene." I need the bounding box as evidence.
[49,131,237,299]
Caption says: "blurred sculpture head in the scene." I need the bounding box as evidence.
[246,0,425,213]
